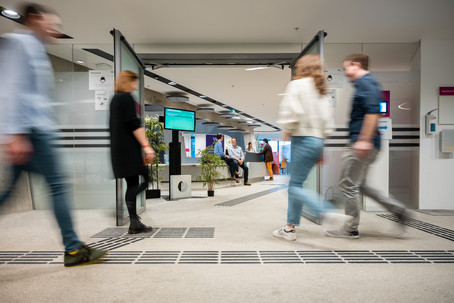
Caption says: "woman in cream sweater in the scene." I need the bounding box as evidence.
[273,54,349,241]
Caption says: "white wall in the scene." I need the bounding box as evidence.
[419,40,454,209]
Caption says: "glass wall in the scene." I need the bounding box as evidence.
[31,44,116,210]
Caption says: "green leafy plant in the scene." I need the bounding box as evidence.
[144,114,169,190]
[195,143,227,191]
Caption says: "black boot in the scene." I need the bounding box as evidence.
[128,216,153,234]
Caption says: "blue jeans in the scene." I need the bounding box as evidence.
[287,136,330,226]
[0,131,80,252]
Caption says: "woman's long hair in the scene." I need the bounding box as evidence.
[114,70,138,93]
[291,54,327,96]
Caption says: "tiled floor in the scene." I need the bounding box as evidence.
[1,176,454,302]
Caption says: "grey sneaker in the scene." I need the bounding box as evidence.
[64,243,109,267]
[273,226,296,241]
[325,228,359,239]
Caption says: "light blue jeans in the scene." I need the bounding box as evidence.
[0,131,81,252]
[287,136,331,226]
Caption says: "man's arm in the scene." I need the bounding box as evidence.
[354,113,379,158]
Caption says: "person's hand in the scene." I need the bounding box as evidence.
[3,135,33,165]
[143,146,155,164]
[239,159,244,165]
[316,154,324,165]
[353,140,373,158]
[225,155,230,158]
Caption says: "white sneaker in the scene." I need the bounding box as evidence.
[322,212,354,228]
[273,226,296,241]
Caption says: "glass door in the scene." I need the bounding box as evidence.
[112,29,146,226]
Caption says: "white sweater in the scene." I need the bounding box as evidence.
[277,77,334,139]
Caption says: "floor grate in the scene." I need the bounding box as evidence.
[215,185,287,207]
[91,227,215,239]
[378,213,454,242]
[2,250,454,265]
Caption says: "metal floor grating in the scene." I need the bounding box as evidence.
[378,213,454,241]
[2,250,454,265]
[215,185,287,207]
[91,227,215,239]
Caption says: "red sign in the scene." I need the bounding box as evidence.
[440,87,454,96]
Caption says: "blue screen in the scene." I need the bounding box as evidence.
[380,101,388,113]
[164,108,196,132]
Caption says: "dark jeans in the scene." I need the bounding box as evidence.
[222,156,238,177]
[0,131,80,252]
[233,160,248,182]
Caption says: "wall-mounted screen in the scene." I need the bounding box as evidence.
[164,107,196,132]
[380,101,388,114]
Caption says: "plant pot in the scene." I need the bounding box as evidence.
[146,189,161,199]
[207,190,215,197]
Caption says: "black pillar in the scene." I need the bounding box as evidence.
[169,130,181,175]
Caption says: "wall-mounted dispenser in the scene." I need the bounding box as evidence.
[425,109,438,135]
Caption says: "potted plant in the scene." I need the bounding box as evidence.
[196,143,226,196]
[144,114,169,199]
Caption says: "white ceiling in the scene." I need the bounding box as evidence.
[1,0,453,132]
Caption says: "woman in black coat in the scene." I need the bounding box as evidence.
[110,70,155,234]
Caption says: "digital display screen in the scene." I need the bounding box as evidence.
[380,101,388,114]
[164,107,196,132]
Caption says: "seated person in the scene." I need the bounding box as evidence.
[214,133,239,183]
[228,138,251,186]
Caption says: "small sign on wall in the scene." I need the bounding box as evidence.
[95,90,110,111]
[439,87,454,125]
[89,70,114,91]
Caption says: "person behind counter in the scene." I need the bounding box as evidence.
[247,142,256,152]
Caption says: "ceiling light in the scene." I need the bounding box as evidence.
[168,81,177,86]
[199,95,207,98]
[202,121,222,125]
[197,107,215,113]
[229,128,246,132]
[166,95,189,103]
[217,125,236,130]
[1,9,20,19]
[277,93,287,96]
[245,66,269,71]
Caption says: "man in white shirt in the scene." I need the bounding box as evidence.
[227,138,251,186]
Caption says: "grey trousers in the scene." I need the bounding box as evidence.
[339,146,406,232]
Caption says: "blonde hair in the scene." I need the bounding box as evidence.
[114,70,138,93]
[292,54,327,96]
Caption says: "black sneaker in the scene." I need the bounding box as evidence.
[325,228,360,239]
[64,243,109,267]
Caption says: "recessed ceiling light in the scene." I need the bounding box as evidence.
[277,93,287,96]
[245,66,269,71]
[168,81,177,86]
[2,9,20,19]
[199,95,207,98]
[76,60,84,64]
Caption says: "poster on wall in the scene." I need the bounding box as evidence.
[324,68,344,89]
[206,135,219,149]
[89,70,114,91]
[95,90,110,111]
